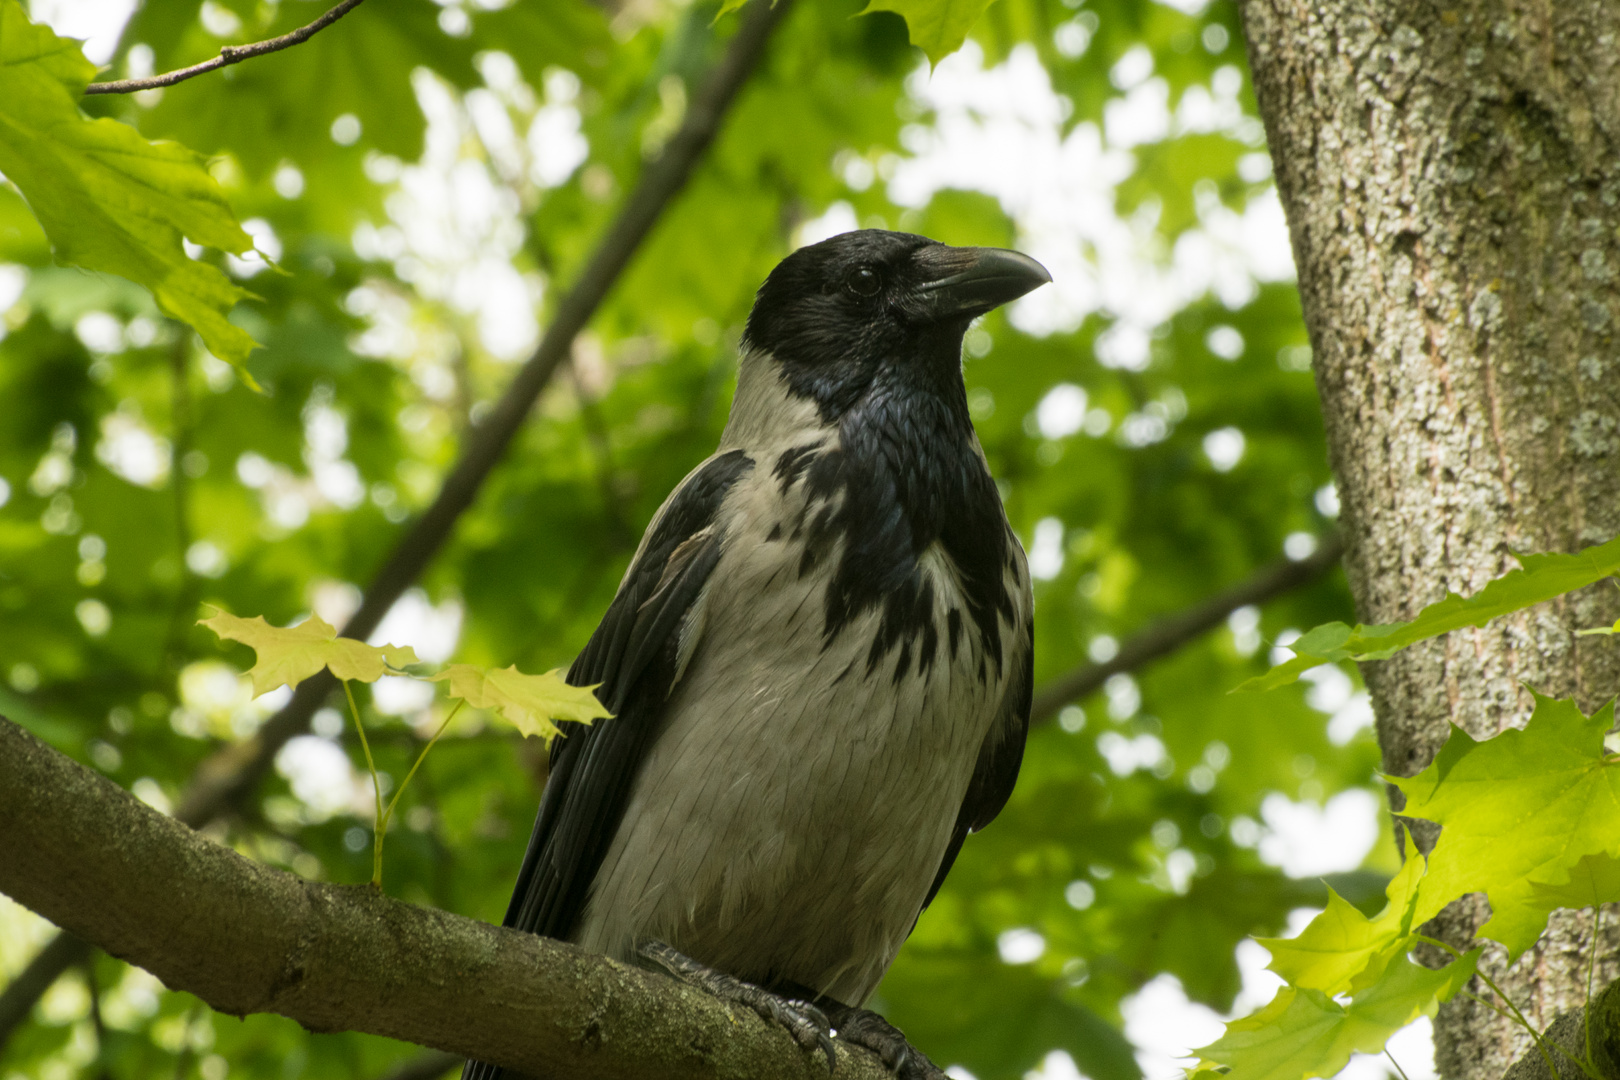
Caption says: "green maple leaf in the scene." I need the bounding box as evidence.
[860,0,999,67]
[1260,847,1424,997]
[1528,851,1620,914]
[1236,534,1620,691]
[428,664,610,742]
[200,607,419,696]
[1393,693,1620,957]
[0,0,259,379]
[1198,951,1479,1080]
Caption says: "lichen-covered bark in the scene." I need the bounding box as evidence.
[0,716,890,1080]
[1236,2,1620,1077]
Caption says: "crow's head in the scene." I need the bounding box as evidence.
[742,230,1050,421]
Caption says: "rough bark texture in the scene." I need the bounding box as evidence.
[1499,974,1620,1080]
[1237,3,1620,1078]
[0,716,890,1080]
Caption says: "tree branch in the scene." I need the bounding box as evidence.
[0,715,889,1080]
[1030,532,1344,724]
[0,0,794,1051]
[0,521,1341,1051]
[84,0,369,95]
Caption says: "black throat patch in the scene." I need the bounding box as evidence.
[770,363,1017,686]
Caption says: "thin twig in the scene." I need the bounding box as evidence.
[343,681,386,888]
[1031,532,1345,723]
[84,0,368,95]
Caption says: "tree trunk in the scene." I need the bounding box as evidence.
[1235,2,1620,1077]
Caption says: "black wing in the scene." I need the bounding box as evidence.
[464,449,752,1080]
[920,607,1033,912]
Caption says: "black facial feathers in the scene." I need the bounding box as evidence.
[745,230,1038,680]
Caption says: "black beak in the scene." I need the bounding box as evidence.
[909,245,1052,322]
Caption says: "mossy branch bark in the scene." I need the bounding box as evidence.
[0,715,888,1080]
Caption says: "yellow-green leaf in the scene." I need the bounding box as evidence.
[428,664,610,743]
[0,0,259,378]
[1528,851,1620,914]
[1198,951,1479,1080]
[199,607,419,696]
[1393,693,1620,957]
[1236,534,1620,691]
[1259,848,1424,997]
[861,0,999,67]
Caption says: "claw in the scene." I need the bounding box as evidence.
[635,940,837,1072]
[821,1002,941,1080]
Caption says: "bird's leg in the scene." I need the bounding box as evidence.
[818,999,947,1080]
[635,940,837,1072]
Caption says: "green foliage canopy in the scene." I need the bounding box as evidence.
[0,0,1411,1078]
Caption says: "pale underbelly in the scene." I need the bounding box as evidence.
[572,605,1000,1005]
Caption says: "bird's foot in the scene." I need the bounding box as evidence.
[822,1003,946,1080]
[636,940,837,1072]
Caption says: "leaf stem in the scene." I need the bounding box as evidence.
[1384,1049,1412,1080]
[1436,931,1605,1080]
[1585,905,1602,1071]
[375,700,464,848]
[342,680,386,889]
[1413,935,1566,1078]
[1461,989,1516,1026]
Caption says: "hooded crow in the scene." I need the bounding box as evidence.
[464,230,1049,1079]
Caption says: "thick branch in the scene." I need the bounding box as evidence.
[0,715,887,1080]
[0,0,793,1050]
[1030,532,1345,723]
[84,0,368,95]
[0,519,1339,1048]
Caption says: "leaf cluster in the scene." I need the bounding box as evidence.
[1211,655,1620,1078]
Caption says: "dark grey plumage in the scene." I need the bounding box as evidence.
[464,230,1046,1080]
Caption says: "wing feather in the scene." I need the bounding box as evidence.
[920,572,1033,913]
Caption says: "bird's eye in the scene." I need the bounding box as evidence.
[844,266,881,298]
